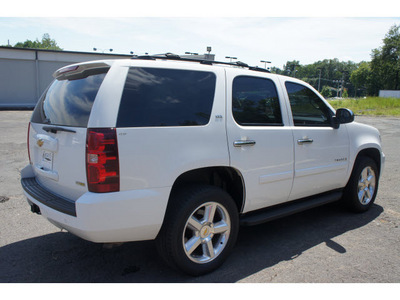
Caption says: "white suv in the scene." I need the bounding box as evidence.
[21,55,385,275]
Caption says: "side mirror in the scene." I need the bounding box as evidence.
[336,108,354,124]
[331,108,354,129]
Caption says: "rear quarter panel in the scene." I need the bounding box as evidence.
[114,63,229,191]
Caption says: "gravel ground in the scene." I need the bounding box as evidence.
[0,111,399,283]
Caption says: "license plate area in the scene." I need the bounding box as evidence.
[40,150,54,170]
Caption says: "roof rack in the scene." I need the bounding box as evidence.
[131,53,270,73]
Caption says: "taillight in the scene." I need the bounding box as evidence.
[27,122,32,164]
[86,128,120,193]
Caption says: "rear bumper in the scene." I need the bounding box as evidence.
[22,177,76,216]
[21,166,170,243]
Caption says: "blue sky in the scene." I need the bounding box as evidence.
[1,2,400,69]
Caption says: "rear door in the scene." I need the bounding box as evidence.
[226,70,294,213]
[28,63,110,200]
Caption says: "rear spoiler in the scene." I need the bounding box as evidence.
[53,62,111,80]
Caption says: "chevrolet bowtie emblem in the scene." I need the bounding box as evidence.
[37,139,44,147]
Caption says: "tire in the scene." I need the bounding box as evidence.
[344,156,379,213]
[156,185,239,276]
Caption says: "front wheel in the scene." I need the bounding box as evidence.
[156,185,239,276]
[344,156,379,212]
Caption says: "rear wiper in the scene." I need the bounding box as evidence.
[42,126,76,134]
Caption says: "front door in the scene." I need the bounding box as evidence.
[282,80,350,201]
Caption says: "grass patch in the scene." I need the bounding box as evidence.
[328,97,400,116]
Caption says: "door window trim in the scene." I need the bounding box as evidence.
[285,81,334,127]
[232,75,284,127]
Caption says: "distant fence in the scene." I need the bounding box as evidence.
[379,90,400,98]
[0,47,131,109]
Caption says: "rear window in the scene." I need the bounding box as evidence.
[116,67,216,127]
[31,67,109,127]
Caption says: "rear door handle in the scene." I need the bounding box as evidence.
[234,140,256,147]
[297,138,314,145]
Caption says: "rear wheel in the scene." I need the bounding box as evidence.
[156,185,239,276]
[344,156,379,212]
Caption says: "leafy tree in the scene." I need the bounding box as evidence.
[283,60,301,77]
[13,33,62,50]
[321,85,332,98]
[350,61,371,97]
[369,24,400,95]
[279,58,357,96]
[270,66,283,75]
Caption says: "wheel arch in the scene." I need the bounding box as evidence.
[358,147,381,169]
[169,166,245,213]
[353,147,382,178]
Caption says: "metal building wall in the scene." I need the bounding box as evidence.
[0,47,131,109]
[379,90,400,98]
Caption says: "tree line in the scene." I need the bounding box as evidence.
[272,24,400,97]
[4,25,400,97]
[6,33,63,51]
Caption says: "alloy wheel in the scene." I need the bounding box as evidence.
[357,166,376,205]
[182,202,231,264]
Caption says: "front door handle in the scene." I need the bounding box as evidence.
[234,140,256,147]
[297,138,314,145]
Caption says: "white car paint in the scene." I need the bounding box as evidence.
[21,58,384,244]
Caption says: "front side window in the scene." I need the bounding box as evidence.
[232,76,283,126]
[117,68,216,127]
[285,82,333,126]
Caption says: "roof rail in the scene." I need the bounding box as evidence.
[131,53,270,73]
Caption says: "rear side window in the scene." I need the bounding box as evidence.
[232,76,283,126]
[31,67,109,127]
[117,68,216,127]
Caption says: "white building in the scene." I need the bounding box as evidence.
[0,47,131,109]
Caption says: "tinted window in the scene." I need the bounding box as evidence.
[285,82,333,126]
[117,68,216,127]
[31,68,109,127]
[232,76,282,126]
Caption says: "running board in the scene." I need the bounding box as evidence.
[240,190,343,226]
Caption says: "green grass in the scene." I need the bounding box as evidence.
[328,97,400,116]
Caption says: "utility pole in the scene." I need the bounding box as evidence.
[333,80,340,97]
[292,63,300,78]
[317,68,322,92]
[340,79,344,98]
[339,72,346,98]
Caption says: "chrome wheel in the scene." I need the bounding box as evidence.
[156,185,239,275]
[357,166,376,205]
[183,202,231,264]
